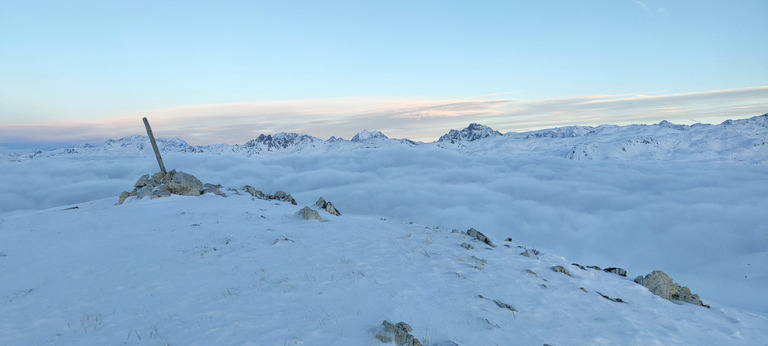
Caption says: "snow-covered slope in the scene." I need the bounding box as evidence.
[2,193,766,345]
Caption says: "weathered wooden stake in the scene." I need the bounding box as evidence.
[143,117,167,176]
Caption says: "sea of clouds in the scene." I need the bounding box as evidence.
[1,146,766,313]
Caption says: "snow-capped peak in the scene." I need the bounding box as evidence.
[437,123,502,144]
[351,130,388,142]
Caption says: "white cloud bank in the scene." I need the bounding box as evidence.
[1,86,766,146]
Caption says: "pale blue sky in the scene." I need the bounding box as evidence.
[1,0,767,146]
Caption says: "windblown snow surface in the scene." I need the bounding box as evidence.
[1,116,767,345]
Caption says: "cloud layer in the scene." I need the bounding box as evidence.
[2,87,767,146]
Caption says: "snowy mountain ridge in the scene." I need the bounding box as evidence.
[4,113,767,164]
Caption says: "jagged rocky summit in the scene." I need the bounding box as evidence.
[437,123,501,144]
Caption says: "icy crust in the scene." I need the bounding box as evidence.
[2,113,767,163]
[1,195,766,345]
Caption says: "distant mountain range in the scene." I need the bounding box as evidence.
[4,113,767,164]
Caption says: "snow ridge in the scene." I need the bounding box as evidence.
[3,113,767,164]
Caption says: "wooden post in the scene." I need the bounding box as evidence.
[142,117,167,176]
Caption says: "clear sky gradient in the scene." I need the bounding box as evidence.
[1,0,767,146]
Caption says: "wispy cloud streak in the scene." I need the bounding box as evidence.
[1,87,766,146]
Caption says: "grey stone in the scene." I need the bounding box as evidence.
[323,201,340,216]
[572,263,586,270]
[634,270,707,307]
[375,320,421,346]
[136,185,154,199]
[150,172,164,185]
[461,242,474,250]
[551,265,572,276]
[134,174,150,188]
[150,187,171,199]
[164,170,203,196]
[270,190,297,205]
[243,185,266,199]
[117,191,131,205]
[315,196,341,216]
[521,250,531,257]
[297,206,322,221]
[466,228,494,247]
[604,267,627,277]
[202,183,227,197]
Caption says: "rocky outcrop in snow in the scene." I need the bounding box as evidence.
[634,270,708,307]
[243,186,298,205]
[118,170,207,204]
[374,320,422,346]
[466,228,494,247]
[315,197,341,216]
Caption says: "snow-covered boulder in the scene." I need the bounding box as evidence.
[634,270,707,307]
[297,206,322,221]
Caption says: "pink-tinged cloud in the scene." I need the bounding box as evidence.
[1,87,766,147]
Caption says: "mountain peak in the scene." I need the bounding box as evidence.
[351,130,388,142]
[438,123,502,143]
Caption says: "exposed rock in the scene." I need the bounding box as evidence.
[150,187,171,199]
[270,190,297,205]
[202,183,227,197]
[136,185,154,199]
[521,249,531,257]
[243,185,266,199]
[551,265,572,276]
[478,294,517,313]
[297,206,322,221]
[587,265,602,270]
[572,263,586,270]
[460,242,474,250]
[604,267,627,277]
[117,191,130,205]
[596,291,625,303]
[164,170,203,196]
[466,228,494,247]
[242,186,297,205]
[634,270,708,307]
[118,171,220,204]
[374,320,421,346]
[134,174,150,188]
[315,196,341,216]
